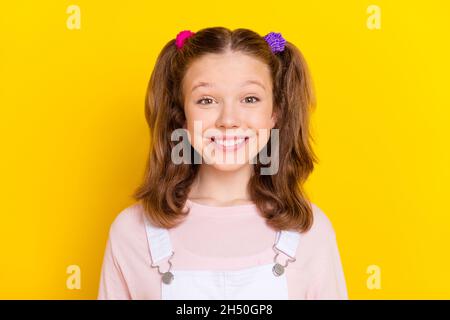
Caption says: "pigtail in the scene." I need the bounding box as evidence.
[134,39,195,228]
[251,41,318,233]
[144,40,178,151]
[277,41,317,176]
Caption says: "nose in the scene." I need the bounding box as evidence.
[215,101,241,129]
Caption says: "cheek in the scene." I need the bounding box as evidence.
[184,108,216,150]
[185,105,210,128]
[245,111,274,131]
[245,112,275,148]
[185,113,216,136]
[186,102,215,121]
[243,101,274,128]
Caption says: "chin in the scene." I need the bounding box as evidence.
[207,162,252,172]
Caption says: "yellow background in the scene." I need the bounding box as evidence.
[1,0,449,299]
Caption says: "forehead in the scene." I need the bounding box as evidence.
[182,50,272,93]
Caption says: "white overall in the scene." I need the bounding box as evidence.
[144,214,301,300]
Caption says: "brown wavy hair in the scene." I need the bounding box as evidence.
[133,26,318,233]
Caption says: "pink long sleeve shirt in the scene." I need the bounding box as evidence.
[97,199,348,299]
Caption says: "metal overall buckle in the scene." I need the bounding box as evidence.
[272,244,296,277]
[151,251,175,285]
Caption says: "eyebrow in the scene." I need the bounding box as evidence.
[191,80,266,93]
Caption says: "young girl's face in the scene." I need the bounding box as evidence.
[182,50,276,172]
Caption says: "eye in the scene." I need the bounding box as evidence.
[243,96,260,104]
[196,96,216,105]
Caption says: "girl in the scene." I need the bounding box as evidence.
[98,27,348,300]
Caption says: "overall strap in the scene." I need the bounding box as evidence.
[274,230,301,259]
[143,213,173,265]
[143,212,301,263]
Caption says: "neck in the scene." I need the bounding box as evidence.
[189,164,254,204]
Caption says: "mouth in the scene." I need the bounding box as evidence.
[210,136,250,152]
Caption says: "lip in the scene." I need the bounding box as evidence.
[211,135,249,141]
[211,136,249,152]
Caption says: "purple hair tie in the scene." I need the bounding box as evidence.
[263,32,286,54]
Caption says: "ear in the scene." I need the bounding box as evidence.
[270,110,278,129]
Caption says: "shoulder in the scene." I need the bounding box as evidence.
[107,202,146,249]
[309,202,336,238]
[298,202,338,250]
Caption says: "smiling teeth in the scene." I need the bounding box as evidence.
[214,138,245,146]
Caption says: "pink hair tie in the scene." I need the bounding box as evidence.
[175,30,195,49]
